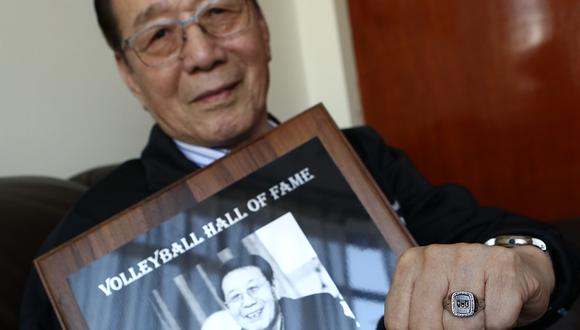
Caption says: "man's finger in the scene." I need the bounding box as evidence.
[442,245,486,330]
[483,247,522,329]
[384,249,421,329]
[407,270,447,329]
[406,245,457,329]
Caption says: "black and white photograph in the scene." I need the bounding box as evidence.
[172,212,358,330]
[66,139,397,330]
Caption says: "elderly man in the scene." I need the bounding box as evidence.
[21,0,579,329]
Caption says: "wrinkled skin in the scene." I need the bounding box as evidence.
[385,243,554,329]
[113,0,271,148]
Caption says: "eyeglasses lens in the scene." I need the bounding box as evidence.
[132,0,251,67]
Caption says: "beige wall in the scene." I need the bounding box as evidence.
[0,0,361,178]
[0,1,153,178]
[263,0,363,126]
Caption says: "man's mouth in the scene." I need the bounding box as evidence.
[192,81,240,103]
[243,307,263,321]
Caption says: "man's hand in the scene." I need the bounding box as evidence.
[384,243,555,329]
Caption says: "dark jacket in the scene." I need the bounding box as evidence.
[20,125,580,329]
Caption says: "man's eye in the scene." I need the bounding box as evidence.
[151,28,169,41]
[140,26,176,51]
[207,7,228,16]
[204,5,242,20]
[228,293,241,302]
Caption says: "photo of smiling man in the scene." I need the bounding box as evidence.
[217,255,282,330]
[206,253,359,330]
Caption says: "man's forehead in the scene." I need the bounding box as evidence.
[113,0,204,34]
[223,266,266,289]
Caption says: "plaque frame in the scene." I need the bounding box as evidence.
[35,104,416,329]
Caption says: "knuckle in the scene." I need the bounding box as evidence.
[455,243,481,259]
[492,247,518,266]
[423,244,455,265]
[397,247,422,271]
[502,264,519,283]
[423,244,443,259]
[392,252,417,284]
[490,250,520,285]
[490,250,519,277]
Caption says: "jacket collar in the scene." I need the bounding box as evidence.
[141,125,200,192]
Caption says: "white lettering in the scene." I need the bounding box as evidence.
[109,277,123,291]
[215,217,230,232]
[300,167,315,182]
[98,279,112,297]
[227,207,248,225]
[269,168,316,200]
[189,232,204,246]
[138,259,153,275]
[247,192,267,212]
[288,172,305,187]
[119,272,135,286]
[159,248,173,263]
[203,223,217,238]
[171,242,185,257]
[269,185,281,200]
[147,250,162,268]
[128,266,144,281]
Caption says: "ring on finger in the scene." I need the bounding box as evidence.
[443,291,485,318]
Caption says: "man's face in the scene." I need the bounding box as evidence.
[113,0,271,148]
[221,266,279,330]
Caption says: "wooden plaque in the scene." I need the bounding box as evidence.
[36,104,416,329]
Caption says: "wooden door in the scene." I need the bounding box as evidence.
[348,0,580,221]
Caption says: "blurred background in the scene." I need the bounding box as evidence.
[348,0,580,221]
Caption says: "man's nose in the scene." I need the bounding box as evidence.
[241,292,258,307]
[179,25,226,72]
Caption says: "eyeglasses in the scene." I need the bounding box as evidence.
[224,280,269,307]
[122,0,252,67]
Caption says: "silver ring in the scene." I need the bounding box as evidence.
[443,291,485,318]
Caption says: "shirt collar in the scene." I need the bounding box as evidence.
[174,141,229,168]
[173,119,279,168]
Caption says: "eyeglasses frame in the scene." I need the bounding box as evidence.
[120,0,254,67]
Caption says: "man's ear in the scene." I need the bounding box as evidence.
[271,277,280,297]
[115,53,146,105]
[257,16,271,62]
